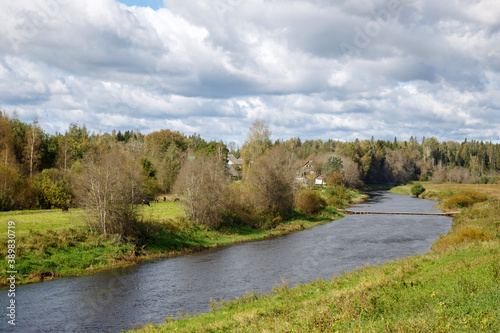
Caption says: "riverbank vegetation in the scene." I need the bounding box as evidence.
[132,183,500,332]
[0,190,355,285]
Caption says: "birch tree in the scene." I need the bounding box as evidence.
[24,117,42,177]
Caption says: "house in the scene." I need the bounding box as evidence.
[227,154,242,179]
[314,175,326,186]
[227,154,243,166]
[227,164,240,179]
[302,160,315,176]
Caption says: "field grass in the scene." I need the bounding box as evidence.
[0,208,85,238]
[131,183,500,333]
[389,182,500,199]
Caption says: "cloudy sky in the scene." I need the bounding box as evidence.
[1,0,499,145]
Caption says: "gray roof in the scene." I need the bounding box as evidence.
[228,154,242,165]
[227,164,239,177]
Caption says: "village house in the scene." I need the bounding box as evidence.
[314,175,326,186]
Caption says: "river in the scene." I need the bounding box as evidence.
[0,191,452,332]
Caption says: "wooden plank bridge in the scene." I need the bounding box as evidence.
[343,210,459,217]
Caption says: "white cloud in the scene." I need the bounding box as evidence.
[0,0,498,144]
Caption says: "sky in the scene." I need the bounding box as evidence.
[1,0,499,146]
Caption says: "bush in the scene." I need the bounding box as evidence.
[0,192,14,211]
[444,191,488,209]
[326,196,344,209]
[410,184,425,197]
[327,173,344,187]
[33,169,73,209]
[295,190,326,215]
[325,186,351,202]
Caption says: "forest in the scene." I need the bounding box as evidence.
[1,110,499,233]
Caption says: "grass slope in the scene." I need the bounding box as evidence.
[132,184,500,332]
[0,201,344,286]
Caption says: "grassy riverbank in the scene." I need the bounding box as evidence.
[132,183,500,332]
[1,197,348,286]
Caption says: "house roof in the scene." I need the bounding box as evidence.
[228,154,242,165]
[227,164,239,177]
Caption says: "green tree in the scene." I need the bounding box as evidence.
[322,155,343,179]
[240,120,272,171]
[33,168,73,208]
[411,184,426,198]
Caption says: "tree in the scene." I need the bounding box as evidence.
[75,146,144,237]
[33,168,73,208]
[246,145,298,218]
[322,155,343,179]
[411,184,425,198]
[145,129,188,154]
[384,149,416,183]
[341,156,363,188]
[159,143,181,193]
[174,153,229,228]
[327,173,344,187]
[240,120,272,171]
[23,117,42,177]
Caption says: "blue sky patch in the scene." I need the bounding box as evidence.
[117,0,163,10]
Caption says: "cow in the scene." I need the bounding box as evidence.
[62,205,69,212]
[154,198,159,204]
[142,200,150,207]
[174,198,180,202]
[163,197,166,202]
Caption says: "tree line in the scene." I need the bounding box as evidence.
[1,110,499,235]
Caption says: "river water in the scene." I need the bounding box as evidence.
[1,192,452,332]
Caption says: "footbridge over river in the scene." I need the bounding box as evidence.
[343,210,459,217]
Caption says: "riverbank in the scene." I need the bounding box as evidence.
[132,183,500,332]
[1,188,360,287]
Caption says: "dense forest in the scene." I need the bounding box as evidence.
[1,110,499,216]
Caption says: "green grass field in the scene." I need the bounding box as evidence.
[0,208,84,238]
[0,201,185,238]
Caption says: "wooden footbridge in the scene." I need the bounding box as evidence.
[343,210,459,217]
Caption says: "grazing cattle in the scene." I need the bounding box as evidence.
[163,197,166,202]
[155,198,159,203]
[62,205,69,212]
[142,200,150,207]
[174,198,180,202]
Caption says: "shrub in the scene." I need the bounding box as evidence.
[410,184,425,197]
[325,186,351,202]
[326,196,344,209]
[327,173,344,187]
[295,190,326,215]
[433,227,493,253]
[444,195,474,209]
[444,191,488,209]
